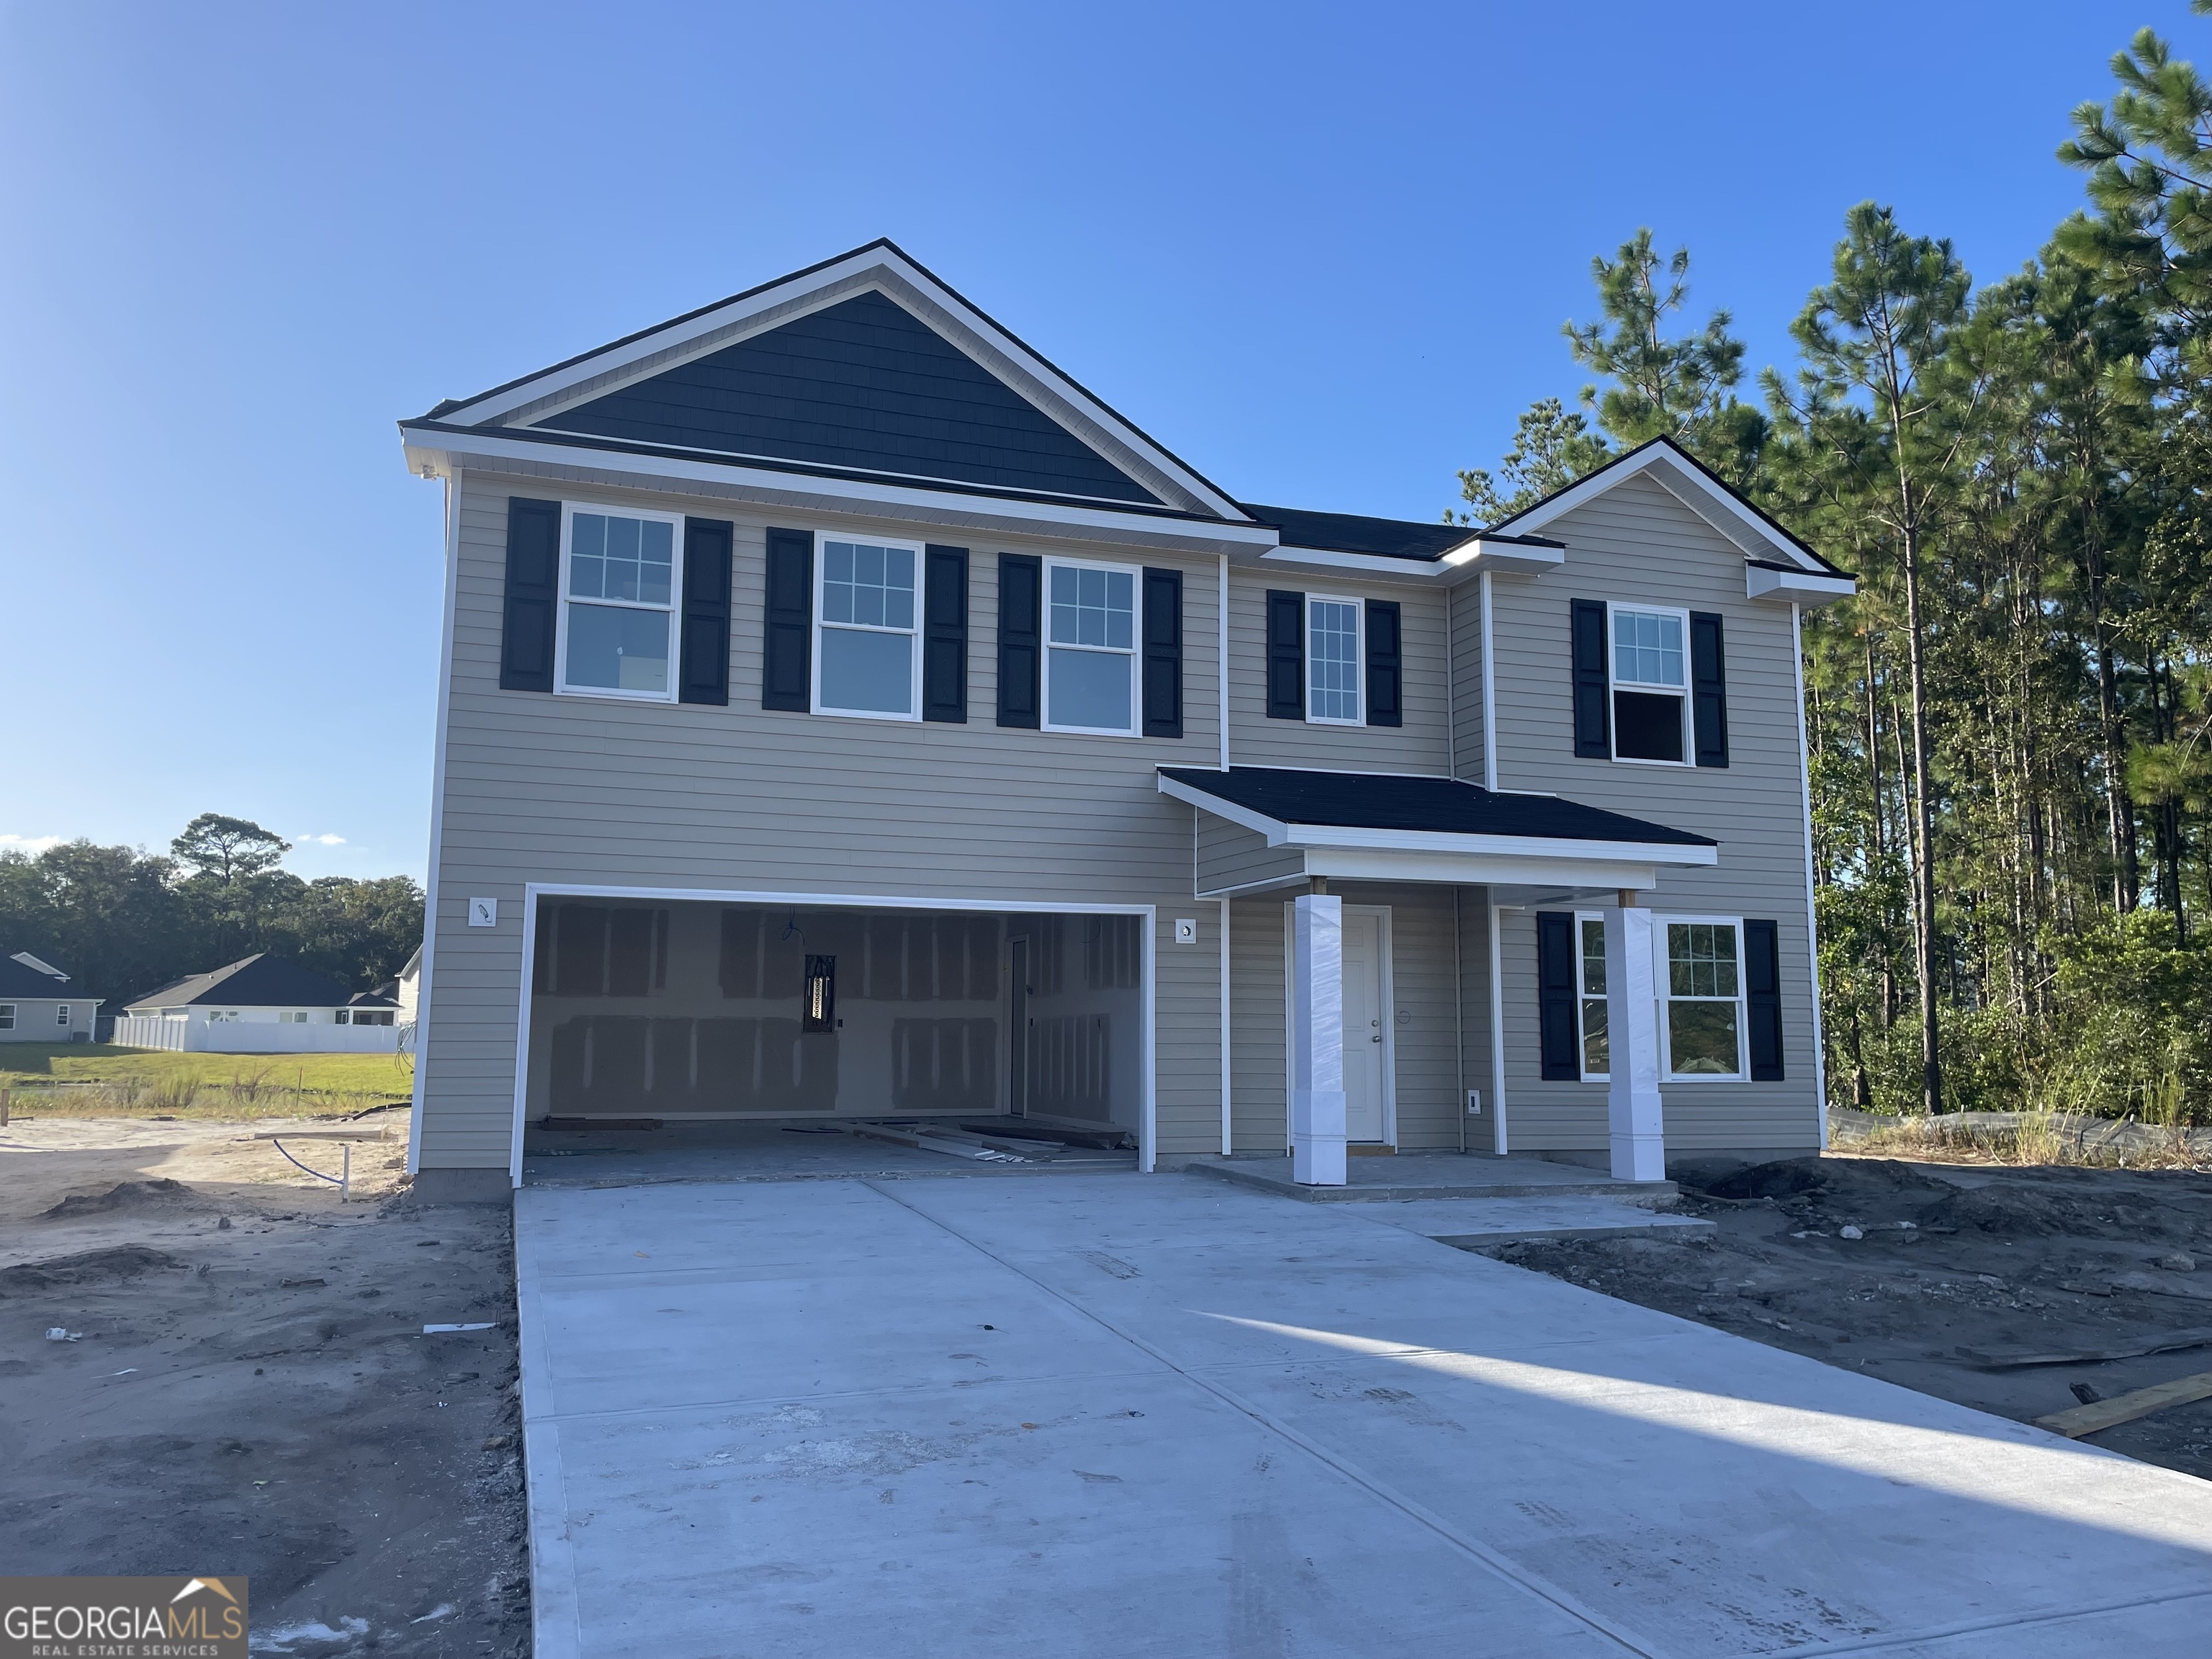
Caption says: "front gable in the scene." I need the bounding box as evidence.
[532,289,1161,505]
[406,240,1251,525]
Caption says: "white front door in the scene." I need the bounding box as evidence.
[1340,909,1388,1143]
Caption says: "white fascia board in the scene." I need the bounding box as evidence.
[1255,539,1563,585]
[1261,546,1449,580]
[1748,562,1856,606]
[1438,540,1568,580]
[1304,847,1663,890]
[1155,775,1717,866]
[1281,823,1717,865]
[1498,441,1835,576]
[400,429,1280,553]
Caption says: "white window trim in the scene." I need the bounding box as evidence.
[1655,913,1748,1083]
[1041,554,1141,737]
[55,1004,70,1025]
[554,500,686,704]
[812,534,926,722]
[1605,600,1693,768]
[1573,909,1609,1082]
[1303,592,1367,727]
[0,1004,14,1030]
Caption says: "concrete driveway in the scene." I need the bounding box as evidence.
[516,1172,2212,1658]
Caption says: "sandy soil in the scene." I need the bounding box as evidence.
[1480,1155,2212,1480]
[0,1112,526,1658]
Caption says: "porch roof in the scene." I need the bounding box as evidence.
[1158,765,1717,897]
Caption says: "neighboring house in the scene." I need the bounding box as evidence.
[115,954,404,1053]
[396,240,1853,1201]
[0,951,99,1043]
[377,946,423,1025]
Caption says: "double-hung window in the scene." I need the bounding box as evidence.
[558,505,683,700]
[56,1004,70,1026]
[1664,919,1746,1079]
[279,1011,310,1025]
[1044,558,1138,735]
[1609,603,1690,763]
[816,539,921,718]
[1306,595,1363,724]
[1575,914,1609,1079]
[0,1004,13,1030]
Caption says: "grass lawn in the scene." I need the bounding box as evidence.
[0,1044,415,1118]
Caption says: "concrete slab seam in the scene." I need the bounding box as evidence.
[860,1178,1667,1659]
[515,1202,588,1659]
[1740,1584,2212,1658]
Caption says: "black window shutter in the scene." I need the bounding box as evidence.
[499,497,562,693]
[1266,590,1305,719]
[678,518,733,706]
[923,545,969,723]
[1537,911,1581,1081]
[1571,598,1609,757]
[997,553,1042,728]
[1691,610,1730,768]
[1365,600,1402,728]
[1142,567,1183,738]
[1746,918,1784,1081]
[762,528,813,711]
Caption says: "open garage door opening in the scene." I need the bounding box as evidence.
[523,898,1146,1146]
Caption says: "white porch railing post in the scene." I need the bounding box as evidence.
[1604,903,1668,1182]
[1290,892,1346,1187]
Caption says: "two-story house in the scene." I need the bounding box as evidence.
[396,241,1853,1201]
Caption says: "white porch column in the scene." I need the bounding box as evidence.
[1604,902,1668,1182]
[1290,891,1346,1186]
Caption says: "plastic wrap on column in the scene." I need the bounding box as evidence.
[1604,905,1667,1182]
[1291,894,1346,1186]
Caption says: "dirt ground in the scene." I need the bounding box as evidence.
[1480,1153,2212,1480]
[0,1110,526,1658]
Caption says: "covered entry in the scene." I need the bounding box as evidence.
[520,895,1148,1145]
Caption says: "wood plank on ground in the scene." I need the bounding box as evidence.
[1959,1326,2212,1368]
[2033,1370,2212,1439]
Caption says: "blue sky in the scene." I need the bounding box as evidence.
[0,1,2175,880]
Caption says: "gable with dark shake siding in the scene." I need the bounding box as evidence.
[535,291,1163,505]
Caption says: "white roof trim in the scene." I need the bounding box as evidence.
[1749,563,1856,606]
[422,243,1251,523]
[9,951,67,981]
[1155,774,1716,867]
[1255,537,1565,585]
[401,427,1281,553]
[1494,440,1838,577]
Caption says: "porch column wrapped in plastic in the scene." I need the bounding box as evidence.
[1290,893,1346,1186]
[1603,904,1667,1182]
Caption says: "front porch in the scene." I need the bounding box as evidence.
[1166,765,1726,1187]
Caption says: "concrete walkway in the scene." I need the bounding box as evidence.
[516,1173,2212,1658]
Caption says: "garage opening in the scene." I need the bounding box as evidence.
[523,899,1145,1143]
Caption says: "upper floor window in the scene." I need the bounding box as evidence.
[1045,558,1137,735]
[1306,596,1364,724]
[1609,603,1689,764]
[816,539,921,719]
[559,505,683,701]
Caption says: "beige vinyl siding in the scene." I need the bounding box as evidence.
[1195,817,1305,895]
[1448,578,1486,783]
[1228,893,1288,1153]
[1487,474,1820,1154]
[419,467,1228,1172]
[1226,572,1450,773]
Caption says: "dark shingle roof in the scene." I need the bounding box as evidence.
[0,952,76,999]
[1236,504,1562,562]
[1158,766,1714,848]
[125,954,359,1012]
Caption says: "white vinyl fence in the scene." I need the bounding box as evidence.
[110,1015,404,1054]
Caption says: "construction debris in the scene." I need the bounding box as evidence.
[2036,1370,2212,1439]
